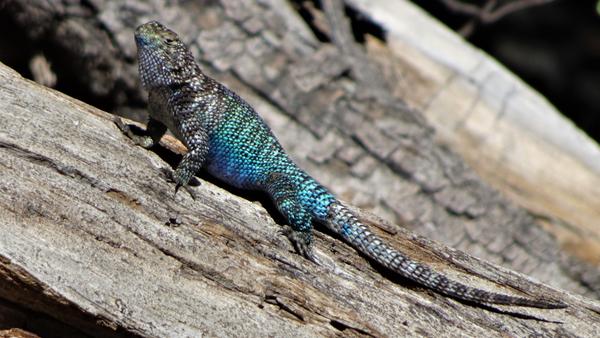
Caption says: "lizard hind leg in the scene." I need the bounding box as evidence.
[266,173,318,263]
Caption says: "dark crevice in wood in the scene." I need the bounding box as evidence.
[343,3,387,43]
[0,260,140,338]
[264,293,305,321]
[291,0,386,45]
[0,298,90,338]
[329,318,377,336]
[291,0,332,43]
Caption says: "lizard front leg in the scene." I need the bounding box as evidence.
[114,117,167,149]
[172,129,209,193]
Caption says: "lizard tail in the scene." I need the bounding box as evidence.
[324,202,566,309]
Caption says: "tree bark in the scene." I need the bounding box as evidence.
[0,0,599,336]
[1,59,598,338]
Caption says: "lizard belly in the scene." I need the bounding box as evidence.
[205,144,265,189]
[204,111,292,189]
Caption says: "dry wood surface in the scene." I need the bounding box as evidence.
[1,0,599,336]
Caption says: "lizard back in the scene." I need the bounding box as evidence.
[131,20,566,310]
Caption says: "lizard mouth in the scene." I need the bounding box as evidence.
[135,21,171,48]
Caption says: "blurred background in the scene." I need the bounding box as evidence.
[411,0,600,143]
[1,0,598,143]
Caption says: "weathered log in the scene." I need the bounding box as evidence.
[348,0,600,275]
[3,0,596,296]
[3,0,599,302]
[1,0,600,336]
[1,59,598,338]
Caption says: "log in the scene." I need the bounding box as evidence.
[4,0,598,300]
[0,59,598,338]
[347,0,600,278]
[1,0,600,335]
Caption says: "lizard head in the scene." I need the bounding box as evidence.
[134,21,199,88]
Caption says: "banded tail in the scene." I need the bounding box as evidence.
[325,202,566,309]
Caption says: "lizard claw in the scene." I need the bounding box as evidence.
[113,116,129,133]
[161,167,175,182]
[280,226,321,265]
[161,167,197,200]
[114,116,154,148]
[174,183,197,200]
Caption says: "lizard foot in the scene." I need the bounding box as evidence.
[160,167,198,200]
[279,226,321,265]
[113,117,154,148]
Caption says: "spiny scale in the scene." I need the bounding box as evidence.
[128,20,566,309]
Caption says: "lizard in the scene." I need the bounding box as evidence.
[116,20,566,309]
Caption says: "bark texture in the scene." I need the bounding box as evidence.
[1,59,598,338]
[0,0,599,336]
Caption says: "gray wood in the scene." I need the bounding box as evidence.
[2,2,588,299]
[346,0,600,285]
[1,0,600,335]
[1,60,598,338]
